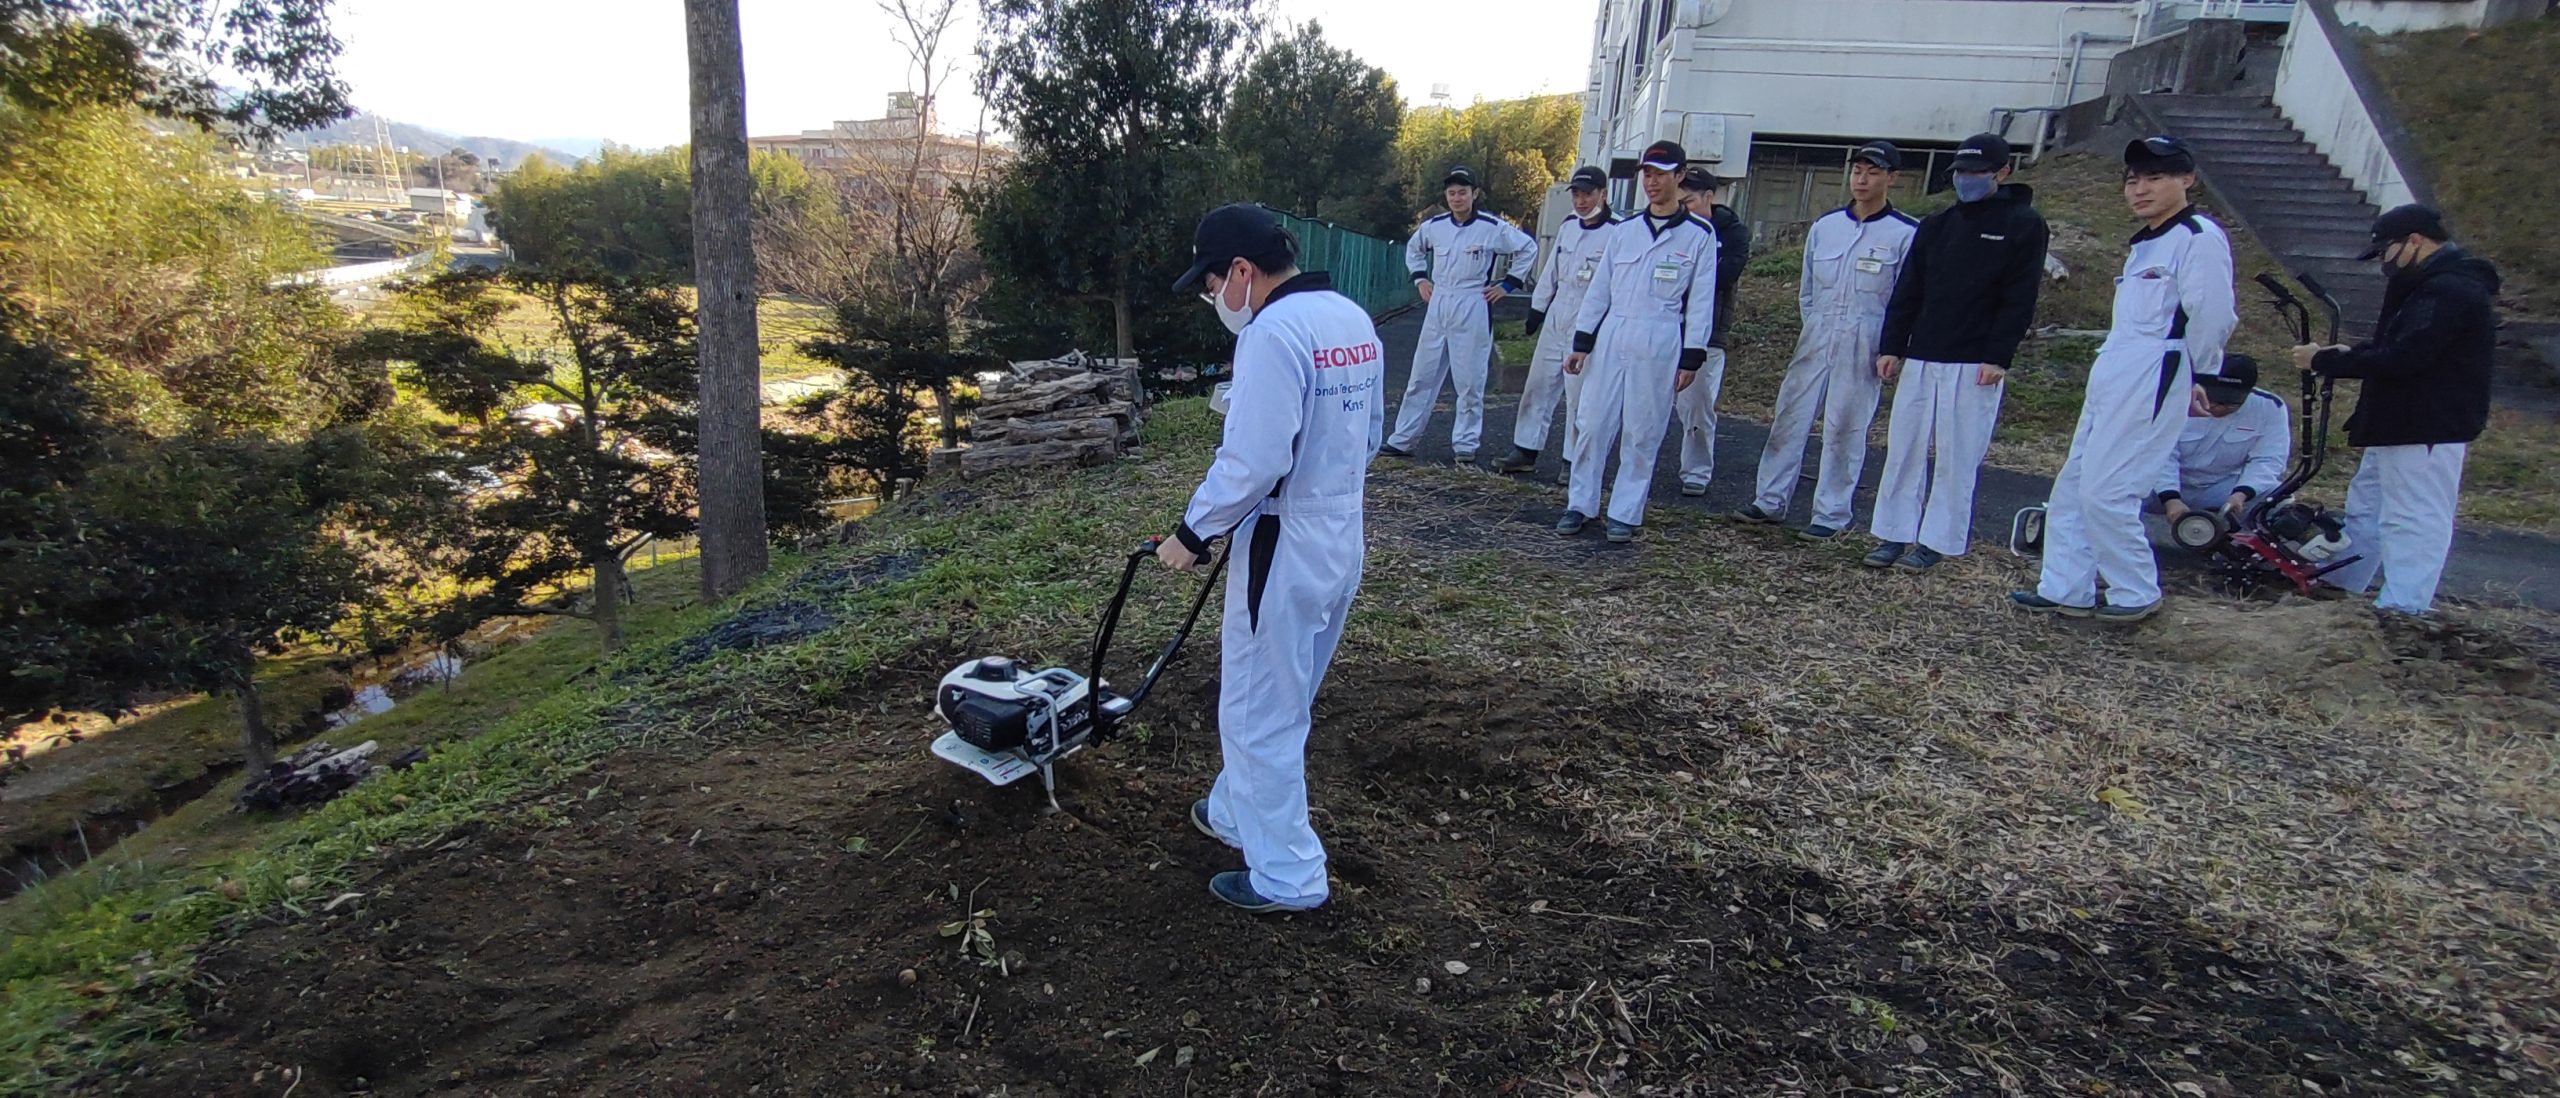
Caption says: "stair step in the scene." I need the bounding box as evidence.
[2210,175,2362,197]
[2144,94,2279,117]
[2163,120,2302,139]
[2190,148,2336,169]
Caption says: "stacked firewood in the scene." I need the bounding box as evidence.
[932,352,1147,479]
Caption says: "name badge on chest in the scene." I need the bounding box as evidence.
[1855,246,1890,275]
[1652,262,1681,283]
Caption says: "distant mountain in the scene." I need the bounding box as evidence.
[282,112,597,169]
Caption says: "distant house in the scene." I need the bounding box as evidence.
[406,187,468,221]
[746,92,1009,196]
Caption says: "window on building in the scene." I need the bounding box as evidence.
[1635,1,1653,57]
[1656,0,1674,40]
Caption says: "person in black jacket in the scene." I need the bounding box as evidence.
[1865,132,2050,573]
[1674,167,1752,494]
[2291,204,2497,615]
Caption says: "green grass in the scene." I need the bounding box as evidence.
[2365,17,2560,318]
[0,408,1235,1094]
[478,289,842,385]
[0,555,716,1093]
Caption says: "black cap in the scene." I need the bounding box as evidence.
[1950,132,2011,172]
[1638,139,1686,171]
[1567,165,1607,192]
[2198,354,2258,404]
[1171,203,1291,292]
[1678,165,1720,192]
[1852,141,1902,171]
[2124,134,2196,174]
[1442,165,1478,189]
[2358,203,2449,260]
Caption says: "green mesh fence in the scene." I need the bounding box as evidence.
[1263,205,1420,318]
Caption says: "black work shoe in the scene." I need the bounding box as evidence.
[1862,541,1908,569]
[1678,480,1709,497]
[1555,509,1591,535]
[1604,519,1637,543]
[2094,599,2163,623]
[1376,444,1414,459]
[2008,591,2094,618]
[1491,447,1538,474]
[1727,503,1780,525]
[1453,451,1477,465]
[1894,546,1944,573]
[1797,523,1841,542]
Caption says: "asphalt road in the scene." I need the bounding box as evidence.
[1371,302,2560,611]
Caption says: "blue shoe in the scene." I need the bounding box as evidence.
[1604,519,1637,543]
[2094,599,2163,623]
[1209,871,1315,914]
[1862,541,1907,569]
[1797,524,1840,542]
[1894,546,1944,573]
[1555,510,1590,535]
[2008,591,2094,618]
[1190,798,1236,847]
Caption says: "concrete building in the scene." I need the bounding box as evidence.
[747,93,1007,193]
[1569,0,2534,241]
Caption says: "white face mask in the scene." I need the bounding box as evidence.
[1203,265,1255,335]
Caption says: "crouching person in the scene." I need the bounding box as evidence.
[2151,353,2289,545]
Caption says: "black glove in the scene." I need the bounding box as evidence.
[1524,309,1545,337]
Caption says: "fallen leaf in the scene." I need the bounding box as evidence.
[1529,899,1550,914]
[2172,1083,2206,1097]
[1135,1045,1160,1067]
[2096,786,2147,816]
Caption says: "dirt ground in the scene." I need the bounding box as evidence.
[123,670,2506,1097]
[96,467,2556,1097]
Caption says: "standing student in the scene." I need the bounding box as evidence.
[2014,136,2235,622]
[2291,204,2497,616]
[1381,166,1538,463]
[1866,132,2048,573]
[1671,167,1751,496]
[1733,141,1917,539]
[1555,139,1718,544]
[1163,204,1385,913]
[1494,166,1618,479]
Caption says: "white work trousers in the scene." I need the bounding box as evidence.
[1566,318,1681,527]
[1870,359,2004,557]
[1388,293,1494,455]
[1672,348,1729,487]
[1513,320,1586,456]
[2327,443,2467,613]
[2036,346,2191,609]
[1754,350,1886,529]
[1201,509,1362,907]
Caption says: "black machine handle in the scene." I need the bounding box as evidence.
[1087,535,1230,715]
[2246,270,2346,523]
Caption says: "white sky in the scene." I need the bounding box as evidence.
[329,0,1593,150]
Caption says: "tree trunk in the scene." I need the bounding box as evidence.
[686,0,770,602]
[593,553,627,653]
[235,676,274,776]
[1110,286,1134,365]
[931,384,959,449]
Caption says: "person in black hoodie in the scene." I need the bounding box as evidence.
[1865,132,2049,573]
[1673,167,1752,495]
[2291,204,2497,615]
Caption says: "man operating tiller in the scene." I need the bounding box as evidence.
[1162,204,1383,913]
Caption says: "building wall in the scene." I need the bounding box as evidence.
[1578,0,2147,179]
[2330,0,2543,34]
[2273,2,2424,208]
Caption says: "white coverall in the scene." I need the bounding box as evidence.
[1751,205,1919,528]
[1566,212,1719,527]
[2156,388,2290,507]
[2328,443,2467,613]
[1871,361,2007,556]
[2036,210,2236,609]
[1175,274,1383,908]
[1514,210,1619,456]
[1388,210,1538,457]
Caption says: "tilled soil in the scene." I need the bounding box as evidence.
[120,659,2506,1096]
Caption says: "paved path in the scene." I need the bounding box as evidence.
[1371,304,2560,611]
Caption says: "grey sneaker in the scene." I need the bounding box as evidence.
[2009,591,2094,618]
[1894,546,1945,573]
[2095,599,2163,623]
[1679,481,1709,497]
[1376,444,1414,459]
[1728,503,1780,525]
[1491,446,1538,474]
[1797,524,1841,542]
[1555,509,1591,535]
[1862,541,1908,569]
[1604,519,1637,543]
